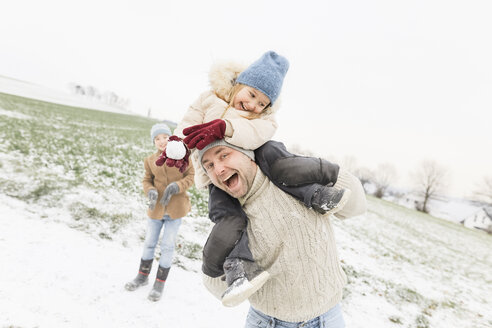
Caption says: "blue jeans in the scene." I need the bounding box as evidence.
[141,215,182,268]
[244,304,345,328]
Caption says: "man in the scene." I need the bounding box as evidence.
[198,138,367,327]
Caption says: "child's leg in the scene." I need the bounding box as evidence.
[148,215,182,302]
[158,216,182,268]
[202,184,253,278]
[125,217,163,291]
[255,140,349,213]
[141,217,164,261]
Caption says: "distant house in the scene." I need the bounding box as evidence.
[461,207,492,233]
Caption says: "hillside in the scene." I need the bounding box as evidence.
[1,93,491,328]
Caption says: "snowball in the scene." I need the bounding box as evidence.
[166,140,186,160]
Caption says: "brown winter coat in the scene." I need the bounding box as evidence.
[142,151,195,219]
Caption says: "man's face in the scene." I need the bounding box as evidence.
[202,146,257,198]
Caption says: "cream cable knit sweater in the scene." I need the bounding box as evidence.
[203,168,367,322]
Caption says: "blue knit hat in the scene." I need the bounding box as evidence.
[150,123,171,143]
[236,51,289,105]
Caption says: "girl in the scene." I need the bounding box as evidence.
[157,51,349,306]
[125,123,195,302]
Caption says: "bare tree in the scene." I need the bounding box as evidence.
[354,166,373,193]
[411,160,448,213]
[474,176,492,204]
[372,163,397,198]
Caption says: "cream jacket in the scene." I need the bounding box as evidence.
[174,61,280,188]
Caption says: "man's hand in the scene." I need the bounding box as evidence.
[160,182,179,207]
[183,119,226,150]
[147,189,158,210]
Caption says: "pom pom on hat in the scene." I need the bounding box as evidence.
[236,51,289,105]
[150,123,171,143]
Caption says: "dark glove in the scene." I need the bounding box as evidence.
[160,182,179,207]
[155,136,190,173]
[147,189,158,210]
[311,186,348,214]
[183,119,226,150]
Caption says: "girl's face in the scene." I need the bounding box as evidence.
[154,133,169,152]
[232,86,270,114]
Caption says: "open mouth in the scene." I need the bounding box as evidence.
[223,173,239,189]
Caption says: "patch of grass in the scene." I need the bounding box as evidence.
[176,238,202,260]
[70,202,103,221]
[388,315,403,324]
[440,299,457,309]
[188,186,209,218]
[415,314,430,328]
[99,232,112,240]
[395,287,424,303]
[27,180,58,201]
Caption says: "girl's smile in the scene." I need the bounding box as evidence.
[233,86,270,114]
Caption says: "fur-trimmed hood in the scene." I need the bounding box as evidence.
[208,61,281,116]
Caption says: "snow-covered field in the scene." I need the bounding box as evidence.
[1,92,491,327]
[0,195,248,328]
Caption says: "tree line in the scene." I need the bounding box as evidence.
[288,144,492,214]
[67,83,131,110]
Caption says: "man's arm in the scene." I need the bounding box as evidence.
[332,168,367,219]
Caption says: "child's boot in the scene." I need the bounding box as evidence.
[221,258,270,307]
[311,187,351,215]
[148,266,170,302]
[124,258,153,291]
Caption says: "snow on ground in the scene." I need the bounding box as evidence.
[0,75,133,116]
[2,92,491,328]
[386,192,483,225]
[0,195,249,328]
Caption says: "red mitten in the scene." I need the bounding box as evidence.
[183,119,226,150]
[175,150,190,173]
[155,136,190,170]
[155,150,168,166]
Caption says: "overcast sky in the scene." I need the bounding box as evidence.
[1,0,491,198]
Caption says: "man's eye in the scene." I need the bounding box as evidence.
[205,163,213,171]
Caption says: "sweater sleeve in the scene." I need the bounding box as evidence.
[332,168,367,219]
[202,273,228,301]
[224,113,278,150]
